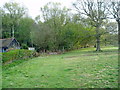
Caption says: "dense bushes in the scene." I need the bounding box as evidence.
[2,49,38,64]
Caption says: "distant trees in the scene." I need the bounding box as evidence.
[1,2,35,49]
[31,2,71,52]
[2,2,27,38]
[1,1,118,52]
[31,23,54,52]
[0,8,3,38]
[107,1,120,50]
[17,17,35,48]
[30,2,96,52]
[105,22,118,34]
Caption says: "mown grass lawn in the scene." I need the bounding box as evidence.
[2,47,118,88]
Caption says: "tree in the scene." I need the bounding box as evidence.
[73,0,108,51]
[31,2,96,52]
[2,2,27,38]
[36,2,71,51]
[17,17,35,47]
[0,8,3,38]
[107,1,120,50]
[31,23,54,52]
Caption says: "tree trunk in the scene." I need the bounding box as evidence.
[105,39,107,46]
[96,35,101,51]
[95,26,101,51]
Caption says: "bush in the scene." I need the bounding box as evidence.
[21,44,28,49]
[2,49,37,64]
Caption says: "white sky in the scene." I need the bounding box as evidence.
[0,0,76,19]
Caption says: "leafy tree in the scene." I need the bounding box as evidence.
[32,2,71,51]
[17,17,35,47]
[2,2,27,38]
[31,23,54,52]
[73,0,108,51]
[31,2,97,52]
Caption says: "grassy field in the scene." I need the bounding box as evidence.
[2,47,118,88]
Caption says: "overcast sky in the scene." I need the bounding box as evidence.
[0,0,76,19]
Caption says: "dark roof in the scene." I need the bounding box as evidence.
[0,38,16,48]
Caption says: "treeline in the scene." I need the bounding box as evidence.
[1,2,118,52]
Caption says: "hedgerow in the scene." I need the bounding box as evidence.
[2,49,38,64]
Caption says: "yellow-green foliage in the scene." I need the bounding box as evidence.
[2,49,35,64]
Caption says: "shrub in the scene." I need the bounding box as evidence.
[21,44,28,49]
[2,49,37,64]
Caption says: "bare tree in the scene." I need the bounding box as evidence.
[107,0,120,50]
[73,0,108,51]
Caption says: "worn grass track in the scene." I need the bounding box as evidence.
[2,47,118,88]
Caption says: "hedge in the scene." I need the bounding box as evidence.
[2,49,36,64]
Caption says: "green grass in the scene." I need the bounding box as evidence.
[0,53,2,89]
[2,47,118,88]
